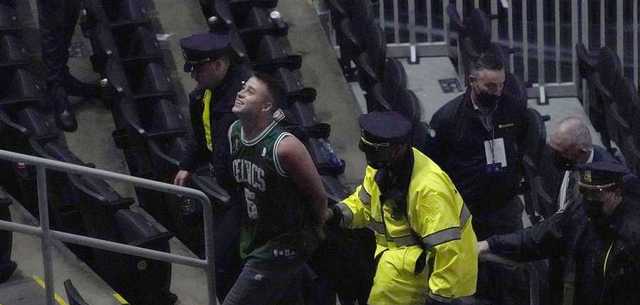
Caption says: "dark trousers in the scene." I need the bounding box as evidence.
[213,203,242,302]
[0,199,14,282]
[473,196,530,305]
[222,261,307,305]
[37,0,81,84]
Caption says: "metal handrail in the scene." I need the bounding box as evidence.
[0,149,217,305]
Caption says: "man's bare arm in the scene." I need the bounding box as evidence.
[277,135,329,225]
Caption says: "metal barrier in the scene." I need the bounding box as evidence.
[318,0,640,101]
[0,149,217,305]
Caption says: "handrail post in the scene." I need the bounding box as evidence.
[37,166,55,305]
[201,194,217,305]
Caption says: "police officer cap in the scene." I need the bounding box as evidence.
[578,161,629,190]
[180,32,231,72]
[359,111,411,144]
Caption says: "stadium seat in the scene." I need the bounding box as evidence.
[238,7,288,54]
[576,44,622,153]
[0,2,18,31]
[273,67,317,105]
[253,35,301,72]
[394,89,429,152]
[355,22,386,92]
[382,57,407,106]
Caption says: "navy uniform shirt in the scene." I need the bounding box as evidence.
[179,63,250,187]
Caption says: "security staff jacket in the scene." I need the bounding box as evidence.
[427,76,528,212]
[336,148,478,302]
[179,64,250,185]
[487,185,640,305]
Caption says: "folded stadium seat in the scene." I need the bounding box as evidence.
[113,209,175,305]
[237,7,288,54]
[394,89,429,152]
[0,187,13,284]
[117,26,163,64]
[273,67,317,105]
[521,108,549,223]
[367,57,407,112]
[229,0,278,12]
[0,2,20,33]
[592,47,623,152]
[213,0,236,26]
[533,145,563,219]
[447,5,492,82]
[348,0,375,41]
[104,0,151,32]
[327,0,350,23]
[336,17,364,80]
[0,34,28,66]
[355,21,386,93]
[64,280,92,305]
[2,69,43,109]
[252,35,301,72]
[613,78,640,173]
[604,77,634,148]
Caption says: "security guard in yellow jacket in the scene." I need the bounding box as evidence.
[328,111,478,305]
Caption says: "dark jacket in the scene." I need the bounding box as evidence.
[179,64,250,183]
[488,183,640,305]
[427,74,528,212]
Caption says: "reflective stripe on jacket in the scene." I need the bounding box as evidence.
[338,148,478,300]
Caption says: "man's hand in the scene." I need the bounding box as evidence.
[477,240,491,255]
[173,170,192,186]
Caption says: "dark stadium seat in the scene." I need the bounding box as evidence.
[521,108,549,223]
[394,89,429,152]
[0,2,19,31]
[464,9,492,53]
[355,22,386,93]
[576,44,622,153]
[365,57,408,112]
[382,57,407,106]
[253,35,301,72]
[238,7,288,55]
[348,0,374,43]
[273,67,317,105]
[604,78,634,147]
[327,0,350,21]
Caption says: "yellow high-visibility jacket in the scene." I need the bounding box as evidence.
[336,148,478,303]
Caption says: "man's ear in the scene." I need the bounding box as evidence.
[262,98,274,113]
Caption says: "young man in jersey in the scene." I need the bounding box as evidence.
[223,72,328,305]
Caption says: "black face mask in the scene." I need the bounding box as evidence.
[552,150,576,171]
[583,199,604,219]
[359,140,393,170]
[476,90,500,110]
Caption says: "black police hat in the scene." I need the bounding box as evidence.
[358,111,412,145]
[578,161,629,191]
[180,32,231,72]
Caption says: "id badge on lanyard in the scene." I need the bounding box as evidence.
[484,137,507,174]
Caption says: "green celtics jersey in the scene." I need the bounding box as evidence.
[228,119,317,264]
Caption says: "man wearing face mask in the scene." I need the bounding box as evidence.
[478,161,640,305]
[327,111,478,305]
[549,117,616,212]
[427,50,529,304]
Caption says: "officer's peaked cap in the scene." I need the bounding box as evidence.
[180,32,231,64]
[578,161,629,190]
[359,111,412,144]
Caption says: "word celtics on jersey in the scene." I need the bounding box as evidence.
[229,118,289,221]
[228,118,313,258]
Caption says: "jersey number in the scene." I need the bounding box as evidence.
[244,188,259,219]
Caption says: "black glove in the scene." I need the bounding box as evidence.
[326,204,344,227]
